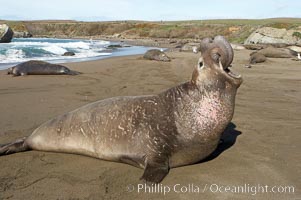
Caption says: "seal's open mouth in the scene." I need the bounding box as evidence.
[221,64,241,79]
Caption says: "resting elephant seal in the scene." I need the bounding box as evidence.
[143,49,171,62]
[257,47,297,58]
[246,52,267,68]
[7,60,80,76]
[0,36,242,183]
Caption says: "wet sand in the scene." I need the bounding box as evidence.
[0,50,300,199]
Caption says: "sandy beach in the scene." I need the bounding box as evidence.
[0,49,300,199]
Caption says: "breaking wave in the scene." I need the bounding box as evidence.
[0,38,157,70]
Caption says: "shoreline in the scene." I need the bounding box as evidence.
[0,37,168,70]
[19,35,182,48]
[0,52,146,71]
[31,34,198,47]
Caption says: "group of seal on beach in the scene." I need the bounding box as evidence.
[246,46,299,67]
[0,36,242,183]
[8,50,170,76]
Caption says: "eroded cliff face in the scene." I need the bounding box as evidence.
[2,19,301,44]
[25,22,135,38]
[1,20,254,42]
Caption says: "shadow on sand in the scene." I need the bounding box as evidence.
[199,122,242,163]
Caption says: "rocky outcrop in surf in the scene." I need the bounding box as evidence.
[0,24,14,43]
[62,52,75,56]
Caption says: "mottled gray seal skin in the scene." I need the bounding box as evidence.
[7,60,80,76]
[257,47,297,58]
[249,52,266,64]
[0,36,242,183]
[245,52,267,68]
[143,49,171,62]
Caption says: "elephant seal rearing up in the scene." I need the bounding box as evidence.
[0,36,243,183]
[7,60,80,76]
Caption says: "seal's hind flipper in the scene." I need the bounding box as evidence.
[0,137,30,156]
[140,158,169,183]
[68,70,81,75]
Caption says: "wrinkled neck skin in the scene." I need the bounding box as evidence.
[191,66,240,104]
[159,69,238,143]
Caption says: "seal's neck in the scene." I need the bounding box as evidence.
[160,81,237,139]
[161,82,236,129]
[163,81,237,104]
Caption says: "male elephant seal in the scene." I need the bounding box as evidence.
[0,36,242,183]
[7,60,80,76]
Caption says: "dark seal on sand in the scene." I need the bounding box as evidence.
[249,52,267,64]
[7,60,81,76]
[1,36,242,183]
[143,49,171,62]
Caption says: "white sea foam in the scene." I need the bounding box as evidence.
[10,41,90,51]
[44,41,91,50]
[0,38,113,64]
[42,45,67,55]
[0,38,152,68]
[0,49,26,63]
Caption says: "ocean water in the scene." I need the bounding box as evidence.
[0,38,155,70]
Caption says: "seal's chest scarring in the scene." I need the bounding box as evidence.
[197,98,231,128]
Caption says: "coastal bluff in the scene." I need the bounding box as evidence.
[2,18,301,45]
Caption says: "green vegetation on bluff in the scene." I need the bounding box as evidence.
[293,31,301,39]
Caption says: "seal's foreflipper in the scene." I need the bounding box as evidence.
[140,158,169,183]
[0,137,30,156]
